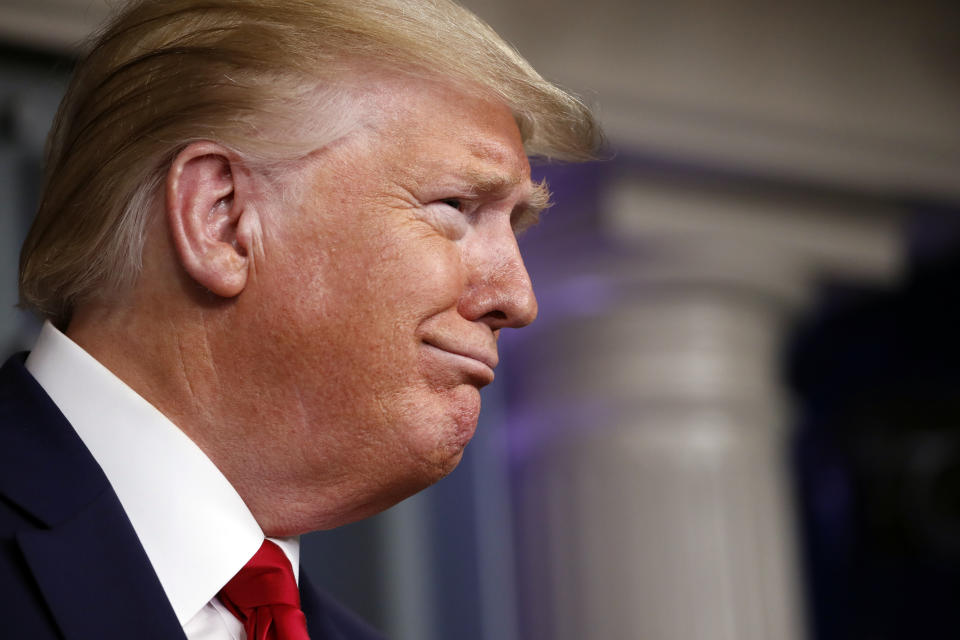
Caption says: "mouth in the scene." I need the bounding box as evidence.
[421,339,498,384]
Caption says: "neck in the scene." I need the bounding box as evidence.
[67,299,364,536]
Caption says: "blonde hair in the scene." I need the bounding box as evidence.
[19,0,600,327]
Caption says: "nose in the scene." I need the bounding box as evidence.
[459,224,538,330]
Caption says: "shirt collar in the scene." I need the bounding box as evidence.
[25,321,299,625]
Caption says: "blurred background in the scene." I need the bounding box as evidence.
[2,0,959,638]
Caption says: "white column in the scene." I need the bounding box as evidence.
[511,175,903,640]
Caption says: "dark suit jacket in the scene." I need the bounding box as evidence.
[0,353,386,640]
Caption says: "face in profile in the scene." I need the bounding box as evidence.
[245,77,541,525]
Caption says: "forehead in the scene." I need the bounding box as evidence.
[357,76,531,185]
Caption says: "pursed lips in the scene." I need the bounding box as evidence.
[421,338,499,379]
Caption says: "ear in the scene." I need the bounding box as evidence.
[166,141,255,298]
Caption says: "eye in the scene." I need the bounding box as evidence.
[440,198,463,211]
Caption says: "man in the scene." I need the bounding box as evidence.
[0,0,598,638]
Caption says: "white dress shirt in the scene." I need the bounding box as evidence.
[25,321,299,640]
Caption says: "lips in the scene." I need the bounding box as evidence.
[421,338,499,381]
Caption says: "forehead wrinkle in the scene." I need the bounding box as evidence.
[461,168,526,197]
[460,151,532,197]
[466,135,525,164]
[462,134,529,184]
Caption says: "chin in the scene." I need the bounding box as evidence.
[442,384,482,451]
[405,386,481,478]
[412,428,472,484]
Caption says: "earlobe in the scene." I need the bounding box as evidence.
[166,142,252,298]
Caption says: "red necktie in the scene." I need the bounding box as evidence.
[218,540,311,640]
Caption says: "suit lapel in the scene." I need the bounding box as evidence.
[300,571,388,640]
[17,490,187,640]
[300,571,344,640]
[0,354,186,640]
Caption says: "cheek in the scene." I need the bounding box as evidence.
[360,229,467,313]
[399,256,460,301]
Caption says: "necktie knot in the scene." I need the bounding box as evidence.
[218,540,310,640]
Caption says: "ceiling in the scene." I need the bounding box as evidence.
[3,0,958,199]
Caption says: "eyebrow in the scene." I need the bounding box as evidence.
[513,179,552,234]
[461,169,523,196]
[460,170,553,233]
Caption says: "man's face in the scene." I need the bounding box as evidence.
[243,78,541,525]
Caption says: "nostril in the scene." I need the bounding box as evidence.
[487,310,507,320]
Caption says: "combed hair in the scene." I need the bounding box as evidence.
[19,0,601,327]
